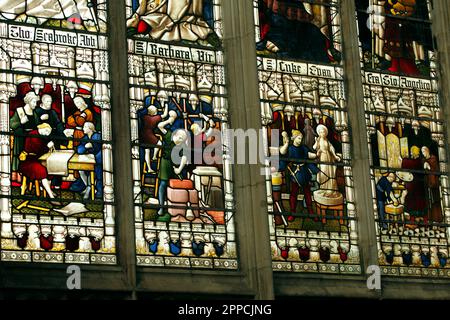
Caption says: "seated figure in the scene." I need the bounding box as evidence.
[76,122,103,199]
[19,123,58,202]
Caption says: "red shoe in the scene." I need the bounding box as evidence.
[137,20,150,34]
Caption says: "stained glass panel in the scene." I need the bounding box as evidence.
[356,0,434,77]
[0,0,116,264]
[255,0,361,274]
[126,0,237,269]
[357,0,450,277]
[0,1,107,33]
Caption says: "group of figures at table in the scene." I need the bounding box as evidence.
[269,107,345,226]
[372,119,443,230]
[9,78,103,202]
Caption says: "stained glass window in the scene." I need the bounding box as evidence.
[0,0,116,264]
[357,0,450,277]
[126,0,237,269]
[255,0,360,274]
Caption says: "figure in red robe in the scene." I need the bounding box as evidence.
[422,146,442,223]
[140,103,171,172]
[401,146,427,223]
[19,123,57,200]
[383,0,432,75]
[270,106,296,137]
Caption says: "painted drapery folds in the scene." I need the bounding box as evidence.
[255,0,361,274]
[0,0,116,264]
[356,0,433,77]
[0,0,107,33]
[357,0,450,277]
[126,0,237,269]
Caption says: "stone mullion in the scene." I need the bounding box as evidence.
[431,0,450,250]
[340,0,380,282]
[221,0,275,299]
[107,1,136,293]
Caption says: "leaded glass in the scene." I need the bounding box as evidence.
[255,0,360,274]
[357,0,450,277]
[126,0,237,269]
[0,0,116,264]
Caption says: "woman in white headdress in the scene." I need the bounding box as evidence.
[313,124,341,196]
[127,0,212,42]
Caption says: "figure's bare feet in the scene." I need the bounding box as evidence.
[266,41,280,53]
[127,13,140,28]
[82,186,91,200]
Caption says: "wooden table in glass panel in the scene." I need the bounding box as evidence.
[39,153,96,200]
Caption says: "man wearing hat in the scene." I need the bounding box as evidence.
[278,130,319,221]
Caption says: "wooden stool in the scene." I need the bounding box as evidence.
[385,204,404,225]
[20,176,46,198]
[316,202,345,225]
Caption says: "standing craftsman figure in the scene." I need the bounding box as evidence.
[279,130,319,221]
[140,102,169,173]
[376,173,397,230]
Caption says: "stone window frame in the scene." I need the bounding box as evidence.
[1,0,450,300]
